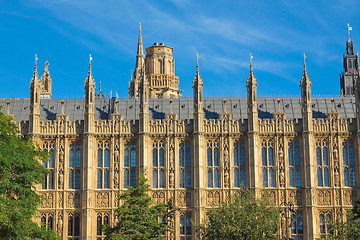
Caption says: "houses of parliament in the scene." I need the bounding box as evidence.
[2,25,360,239]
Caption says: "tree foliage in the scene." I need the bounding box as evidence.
[329,200,360,239]
[0,112,59,239]
[104,173,175,239]
[197,189,279,240]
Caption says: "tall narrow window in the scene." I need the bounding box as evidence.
[316,140,329,187]
[319,213,331,238]
[289,139,301,187]
[179,140,191,188]
[180,212,192,240]
[262,140,274,187]
[234,140,246,188]
[69,142,81,189]
[343,139,355,187]
[96,213,109,239]
[40,213,54,230]
[207,140,220,188]
[153,140,165,188]
[290,212,303,239]
[68,213,80,238]
[97,141,110,189]
[42,141,55,189]
[124,142,136,188]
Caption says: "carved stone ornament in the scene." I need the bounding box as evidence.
[57,213,63,235]
[169,140,175,189]
[223,139,230,188]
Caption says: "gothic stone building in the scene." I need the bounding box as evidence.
[2,27,360,240]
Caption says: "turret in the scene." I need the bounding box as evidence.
[40,60,52,99]
[29,55,41,135]
[139,61,149,133]
[193,54,204,132]
[84,55,95,133]
[246,55,258,132]
[300,54,313,132]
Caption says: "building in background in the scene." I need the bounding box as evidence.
[1,26,360,240]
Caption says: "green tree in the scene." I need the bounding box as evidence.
[104,173,175,239]
[197,189,279,240]
[329,200,360,239]
[0,112,59,239]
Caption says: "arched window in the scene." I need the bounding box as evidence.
[42,142,55,189]
[289,139,301,187]
[179,141,191,188]
[207,140,220,188]
[180,213,192,238]
[97,141,110,189]
[96,214,109,238]
[234,140,246,187]
[290,212,303,238]
[262,140,274,187]
[343,139,356,187]
[124,142,136,188]
[69,142,81,189]
[40,213,53,230]
[319,213,331,237]
[152,140,165,188]
[316,140,329,187]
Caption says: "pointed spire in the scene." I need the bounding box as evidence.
[137,22,144,59]
[247,53,257,86]
[85,54,95,86]
[31,54,40,84]
[193,53,203,86]
[301,53,311,86]
[348,23,353,40]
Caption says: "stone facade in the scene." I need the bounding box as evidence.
[1,27,360,240]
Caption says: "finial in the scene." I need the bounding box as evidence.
[169,99,173,113]
[89,54,93,66]
[99,81,102,92]
[277,99,281,113]
[250,53,253,71]
[303,53,307,70]
[35,54,38,66]
[331,98,335,112]
[61,100,64,114]
[44,60,49,70]
[139,22,142,32]
[348,23,352,40]
[196,53,200,72]
[223,100,227,113]
[6,101,10,115]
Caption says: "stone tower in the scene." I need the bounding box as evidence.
[340,34,357,96]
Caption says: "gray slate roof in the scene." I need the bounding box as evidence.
[0,96,356,121]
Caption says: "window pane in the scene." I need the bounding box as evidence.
[152,149,158,167]
[179,148,184,167]
[288,147,294,166]
[159,169,164,188]
[289,168,295,187]
[295,147,300,166]
[124,149,129,167]
[48,215,53,230]
[186,169,191,188]
[214,168,219,188]
[343,147,348,165]
[186,214,192,235]
[317,168,323,187]
[349,146,355,165]
[234,148,239,166]
[104,216,109,225]
[130,169,136,187]
[262,168,268,187]
[207,148,212,166]
[75,170,81,189]
[179,169,184,188]
[74,215,80,236]
[323,147,328,165]
[49,170,54,189]
[130,148,136,167]
[153,170,158,188]
[344,167,349,187]
[104,149,110,168]
[296,168,301,187]
[180,215,185,235]
[49,150,54,168]
[320,214,325,234]
[316,147,321,166]
[104,169,109,188]
[298,213,303,234]
[69,170,74,189]
[234,168,239,188]
[240,168,246,187]
[69,149,74,168]
[351,168,356,187]
[291,214,296,234]
[268,147,274,166]
[208,169,213,188]
[76,150,81,168]
[324,168,329,187]
[42,173,47,189]
[185,147,191,167]
[240,147,245,167]
[269,168,274,187]
[326,214,331,234]
[68,216,73,236]
[262,148,267,166]
[124,169,129,188]
[97,216,102,235]
[214,148,219,166]
[98,149,103,168]
[159,148,165,167]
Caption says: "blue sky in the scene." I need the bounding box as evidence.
[0,0,359,99]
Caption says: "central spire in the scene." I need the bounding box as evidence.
[136,22,145,65]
